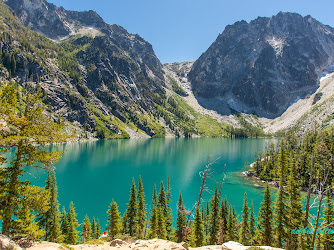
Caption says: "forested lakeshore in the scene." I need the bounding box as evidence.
[1,81,334,250]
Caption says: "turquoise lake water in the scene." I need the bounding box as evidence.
[9,137,283,231]
[10,136,325,233]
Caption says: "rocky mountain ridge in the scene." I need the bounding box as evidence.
[1,0,334,137]
[188,12,334,119]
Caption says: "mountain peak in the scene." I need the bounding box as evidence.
[188,12,334,118]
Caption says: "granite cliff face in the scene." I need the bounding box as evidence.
[188,12,334,118]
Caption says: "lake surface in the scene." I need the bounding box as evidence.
[8,138,281,230]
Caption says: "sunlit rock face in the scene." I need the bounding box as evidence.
[188,12,334,118]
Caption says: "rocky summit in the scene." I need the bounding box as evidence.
[188,12,334,118]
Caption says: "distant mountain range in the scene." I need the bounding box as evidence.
[1,0,334,137]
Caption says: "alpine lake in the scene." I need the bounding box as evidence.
[4,137,317,230]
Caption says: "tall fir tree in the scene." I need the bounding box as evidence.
[148,184,158,238]
[124,178,137,236]
[165,177,173,239]
[274,169,288,247]
[239,193,250,245]
[249,201,256,246]
[136,176,146,239]
[106,199,122,239]
[66,202,80,245]
[60,206,68,242]
[96,219,101,239]
[45,171,62,242]
[255,185,273,246]
[81,215,92,241]
[91,217,97,239]
[175,192,186,242]
[226,206,238,241]
[208,183,220,244]
[286,157,303,249]
[192,206,204,247]
[321,189,334,249]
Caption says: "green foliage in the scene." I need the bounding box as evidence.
[191,207,204,247]
[208,184,220,244]
[136,176,146,239]
[66,202,80,245]
[106,199,122,239]
[255,185,273,246]
[0,82,68,235]
[124,178,137,236]
[239,193,250,245]
[175,192,186,242]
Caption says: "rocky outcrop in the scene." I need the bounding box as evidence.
[188,12,334,118]
[1,0,168,138]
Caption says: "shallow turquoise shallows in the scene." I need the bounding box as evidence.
[8,138,281,230]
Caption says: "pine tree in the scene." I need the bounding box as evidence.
[165,177,173,239]
[91,217,96,239]
[136,176,146,239]
[37,171,52,240]
[82,223,87,243]
[205,200,211,236]
[148,184,158,238]
[157,206,167,239]
[255,185,273,246]
[106,199,122,239]
[239,193,250,245]
[249,201,256,245]
[208,184,220,244]
[96,219,101,239]
[175,192,186,242]
[274,177,288,247]
[82,215,92,241]
[60,206,68,241]
[321,189,334,249]
[192,206,204,247]
[49,171,61,242]
[124,178,137,236]
[226,206,238,241]
[286,157,303,249]
[0,83,68,235]
[66,202,80,244]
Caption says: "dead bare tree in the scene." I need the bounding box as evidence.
[310,161,330,248]
[185,156,220,226]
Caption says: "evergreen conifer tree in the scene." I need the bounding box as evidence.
[148,184,158,238]
[82,215,92,241]
[192,206,204,247]
[48,171,61,242]
[249,201,256,245]
[136,176,146,238]
[60,206,68,241]
[239,193,250,245]
[0,83,68,235]
[208,184,220,244]
[274,176,288,247]
[124,178,137,236]
[321,189,334,249]
[96,219,101,239]
[165,177,173,239]
[255,185,273,246]
[286,157,303,249]
[106,199,122,239]
[175,192,186,242]
[91,218,96,239]
[66,202,80,244]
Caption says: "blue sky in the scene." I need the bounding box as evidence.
[49,0,334,63]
